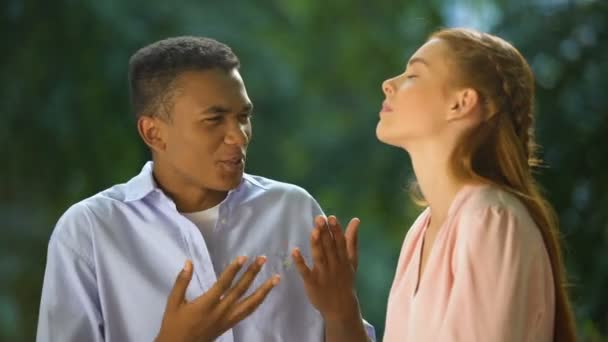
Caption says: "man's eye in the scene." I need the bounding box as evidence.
[239,113,253,121]
[205,117,222,122]
[406,74,418,79]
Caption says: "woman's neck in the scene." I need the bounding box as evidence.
[408,140,467,228]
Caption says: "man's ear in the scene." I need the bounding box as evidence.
[137,115,168,153]
[446,88,480,121]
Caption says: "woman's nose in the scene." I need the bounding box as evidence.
[382,78,395,96]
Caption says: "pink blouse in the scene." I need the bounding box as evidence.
[383,184,555,342]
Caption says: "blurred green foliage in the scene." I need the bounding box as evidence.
[1,0,607,340]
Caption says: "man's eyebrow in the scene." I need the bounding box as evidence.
[407,57,430,67]
[241,103,254,113]
[201,103,254,115]
[202,106,230,114]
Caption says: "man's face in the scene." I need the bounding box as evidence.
[154,68,253,192]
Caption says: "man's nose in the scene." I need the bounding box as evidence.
[224,122,249,146]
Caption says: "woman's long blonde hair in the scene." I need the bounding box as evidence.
[427,28,577,341]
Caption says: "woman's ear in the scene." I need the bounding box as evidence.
[137,115,168,153]
[446,88,480,121]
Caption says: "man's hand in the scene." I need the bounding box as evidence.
[291,215,361,321]
[156,256,279,342]
[292,215,369,341]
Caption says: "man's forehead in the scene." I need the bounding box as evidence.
[202,102,253,114]
[173,69,250,108]
[176,68,244,89]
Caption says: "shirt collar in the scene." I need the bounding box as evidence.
[124,161,268,203]
[124,161,157,202]
[241,173,267,190]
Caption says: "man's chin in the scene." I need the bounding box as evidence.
[216,171,244,191]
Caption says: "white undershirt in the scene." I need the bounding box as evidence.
[182,203,220,253]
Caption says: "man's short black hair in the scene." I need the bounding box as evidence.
[128,36,240,119]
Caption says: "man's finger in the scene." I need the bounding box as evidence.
[225,275,280,325]
[319,217,338,271]
[199,256,247,304]
[328,215,348,262]
[314,215,327,232]
[291,248,313,282]
[344,218,360,271]
[218,256,266,311]
[310,227,328,273]
[166,260,193,311]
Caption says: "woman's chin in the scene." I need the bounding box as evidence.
[376,125,404,147]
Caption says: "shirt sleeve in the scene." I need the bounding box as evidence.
[309,192,325,218]
[362,319,377,341]
[437,205,548,342]
[36,204,104,342]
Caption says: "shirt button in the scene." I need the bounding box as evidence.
[221,219,227,224]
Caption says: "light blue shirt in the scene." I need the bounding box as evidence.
[37,162,375,341]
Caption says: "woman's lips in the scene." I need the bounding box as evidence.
[381,101,393,112]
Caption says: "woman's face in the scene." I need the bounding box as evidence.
[377,38,457,149]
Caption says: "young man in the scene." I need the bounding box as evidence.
[36,37,374,341]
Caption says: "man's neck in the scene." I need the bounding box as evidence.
[152,162,228,213]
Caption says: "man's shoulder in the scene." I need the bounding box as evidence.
[240,174,322,212]
[78,183,132,216]
[51,184,130,240]
[243,174,315,200]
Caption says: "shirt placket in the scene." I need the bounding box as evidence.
[158,191,219,292]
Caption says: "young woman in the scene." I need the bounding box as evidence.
[291,28,577,342]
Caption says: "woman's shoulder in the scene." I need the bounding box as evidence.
[457,184,533,223]
[452,184,543,247]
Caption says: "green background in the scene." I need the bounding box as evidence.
[2,0,607,340]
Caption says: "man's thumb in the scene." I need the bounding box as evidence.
[167,260,193,310]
